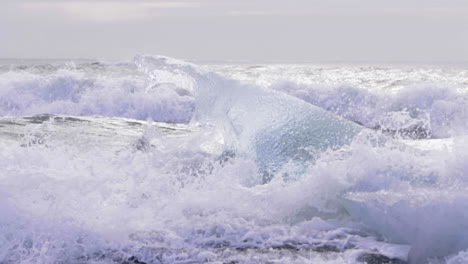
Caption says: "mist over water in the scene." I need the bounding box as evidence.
[1,56,468,263]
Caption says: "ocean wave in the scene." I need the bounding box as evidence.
[0,66,194,123]
[1,58,468,140]
[1,56,468,263]
[271,81,468,138]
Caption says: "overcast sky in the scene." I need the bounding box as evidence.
[1,0,467,62]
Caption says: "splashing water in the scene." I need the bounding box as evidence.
[0,56,468,263]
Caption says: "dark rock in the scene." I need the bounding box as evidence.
[271,243,299,251]
[24,114,55,124]
[123,256,147,264]
[132,137,152,152]
[127,121,143,126]
[62,116,85,122]
[23,114,86,124]
[357,253,407,264]
[313,244,340,253]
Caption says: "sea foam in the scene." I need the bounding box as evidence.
[0,56,468,263]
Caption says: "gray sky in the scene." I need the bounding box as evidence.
[1,0,467,62]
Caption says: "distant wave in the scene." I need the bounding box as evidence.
[2,58,468,140]
[0,67,194,123]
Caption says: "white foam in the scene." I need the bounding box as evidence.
[1,56,468,263]
[0,65,194,123]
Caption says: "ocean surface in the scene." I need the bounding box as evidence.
[1,56,468,264]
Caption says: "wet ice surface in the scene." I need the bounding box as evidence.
[1,57,468,263]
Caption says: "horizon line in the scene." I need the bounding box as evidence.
[1,57,468,65]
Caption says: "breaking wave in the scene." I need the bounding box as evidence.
[2,58,468,140]
[0,56,468,263]
[271,81,468,139]
[0,63,194,123]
